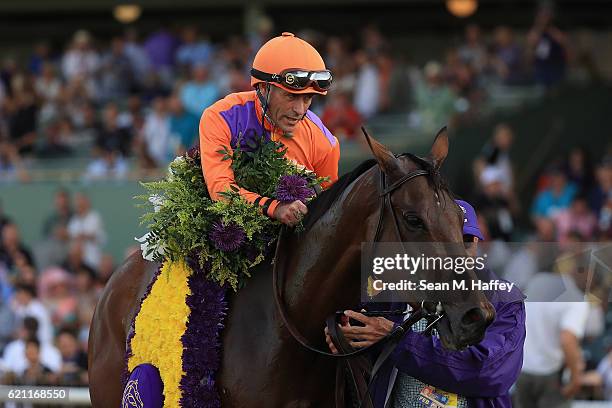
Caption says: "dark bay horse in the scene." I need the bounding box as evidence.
[88,129,494,407]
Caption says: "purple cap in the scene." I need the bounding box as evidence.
[454,199,484,241]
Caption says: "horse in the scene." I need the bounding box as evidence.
[88,128,495,407]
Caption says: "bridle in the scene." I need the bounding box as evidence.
[272,162,445,358]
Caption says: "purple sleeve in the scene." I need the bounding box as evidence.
[391,301,525,398]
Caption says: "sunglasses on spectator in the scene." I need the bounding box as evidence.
[251,68,333,92]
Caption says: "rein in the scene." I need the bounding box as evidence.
[272,164,445,405]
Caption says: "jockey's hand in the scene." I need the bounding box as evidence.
[338,310,394,349]
[273,200,308,226]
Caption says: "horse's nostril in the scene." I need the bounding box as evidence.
[461,308,484,326]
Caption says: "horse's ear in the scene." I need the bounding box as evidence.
[428,126,449,170]
[361,127,402,177]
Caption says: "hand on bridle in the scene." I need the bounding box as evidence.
[324,310,395,352]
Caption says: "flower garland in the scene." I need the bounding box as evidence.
[138,136,328,290]
[179,257,228,408]
[127,261,193,407]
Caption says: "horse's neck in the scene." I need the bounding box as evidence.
[284,171,379,335]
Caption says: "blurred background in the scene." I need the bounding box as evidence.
[0,0,611,406]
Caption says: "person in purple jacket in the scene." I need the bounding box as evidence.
[326,199,526,408]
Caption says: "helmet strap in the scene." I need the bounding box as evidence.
[256,82,276,131]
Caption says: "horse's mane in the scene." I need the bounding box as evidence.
[303,159,377,231]
[302,153,453,232]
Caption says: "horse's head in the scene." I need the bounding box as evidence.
[364,127,495,350]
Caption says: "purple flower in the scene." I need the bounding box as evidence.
[209,221,246,252]
[275,175,315,203]
[186,145,201,160]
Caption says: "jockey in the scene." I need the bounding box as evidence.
[199,32,340,226]
[326,200,526,408]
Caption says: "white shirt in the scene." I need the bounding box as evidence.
[142,112,174,166]
[10,300,54,346]
[84,157,129,181]
[522,273,589,375]
[353,63,380,119]
[62,49,100,81]
[67,210,106,268]
[1,339,62,374]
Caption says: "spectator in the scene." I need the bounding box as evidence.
[123,28,152,89]
[503,217,557,290]
[553,195,598,244]
[492,26,525,86]
[62,241,96,278]
[531,167,577,220]
[34,190,72,270]
[563,146,595,195]
[10,283,54,345]
[28,41,52,77]
[5,83,38,156]
[34,222,71,273]
[74,266,98,331]
[168,94,199,154]
[527,6,569,89]
[353,50,380,119]
[98,36,133,102]
[2,316,61,374]
[321,91,362,141]
[95,253,115,292]
[516,269,589,407]
[477,123,515,195]
[41,189,72,239]
[220,61,251,95]
[0,290,16,351]
[67,193,106,268]
[0,222,34,270]
[37,117,73,158]
[55,329,88,385]
[0,140,27,182]
[179,63,219,117]
[410,61,457,135]
[1,56,18,97]
[443,48,475,100]
[598,195,612,240]
[137,96,173,168]
[35,62,63,125]
[176,26,214,71]
[38,268,78,331]
[95,102,133,157]
[588,156,612,217]
[15,338,56,385]
[474,166,515,241]
[61,30,100,83]
[458,24,487,74]
[84,145,129,181]
[143,27,178,88]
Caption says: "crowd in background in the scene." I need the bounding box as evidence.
[0,6,602,183]
[0,4,611,405]
[0,189,118,387]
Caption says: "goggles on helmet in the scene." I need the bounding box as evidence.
[251,68,333,92]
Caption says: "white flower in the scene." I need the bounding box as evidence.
[135,232,166,261]
[149,194,165,213]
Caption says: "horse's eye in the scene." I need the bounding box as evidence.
[402,211,426,230]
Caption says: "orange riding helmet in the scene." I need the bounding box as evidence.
[251,32,332,95]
